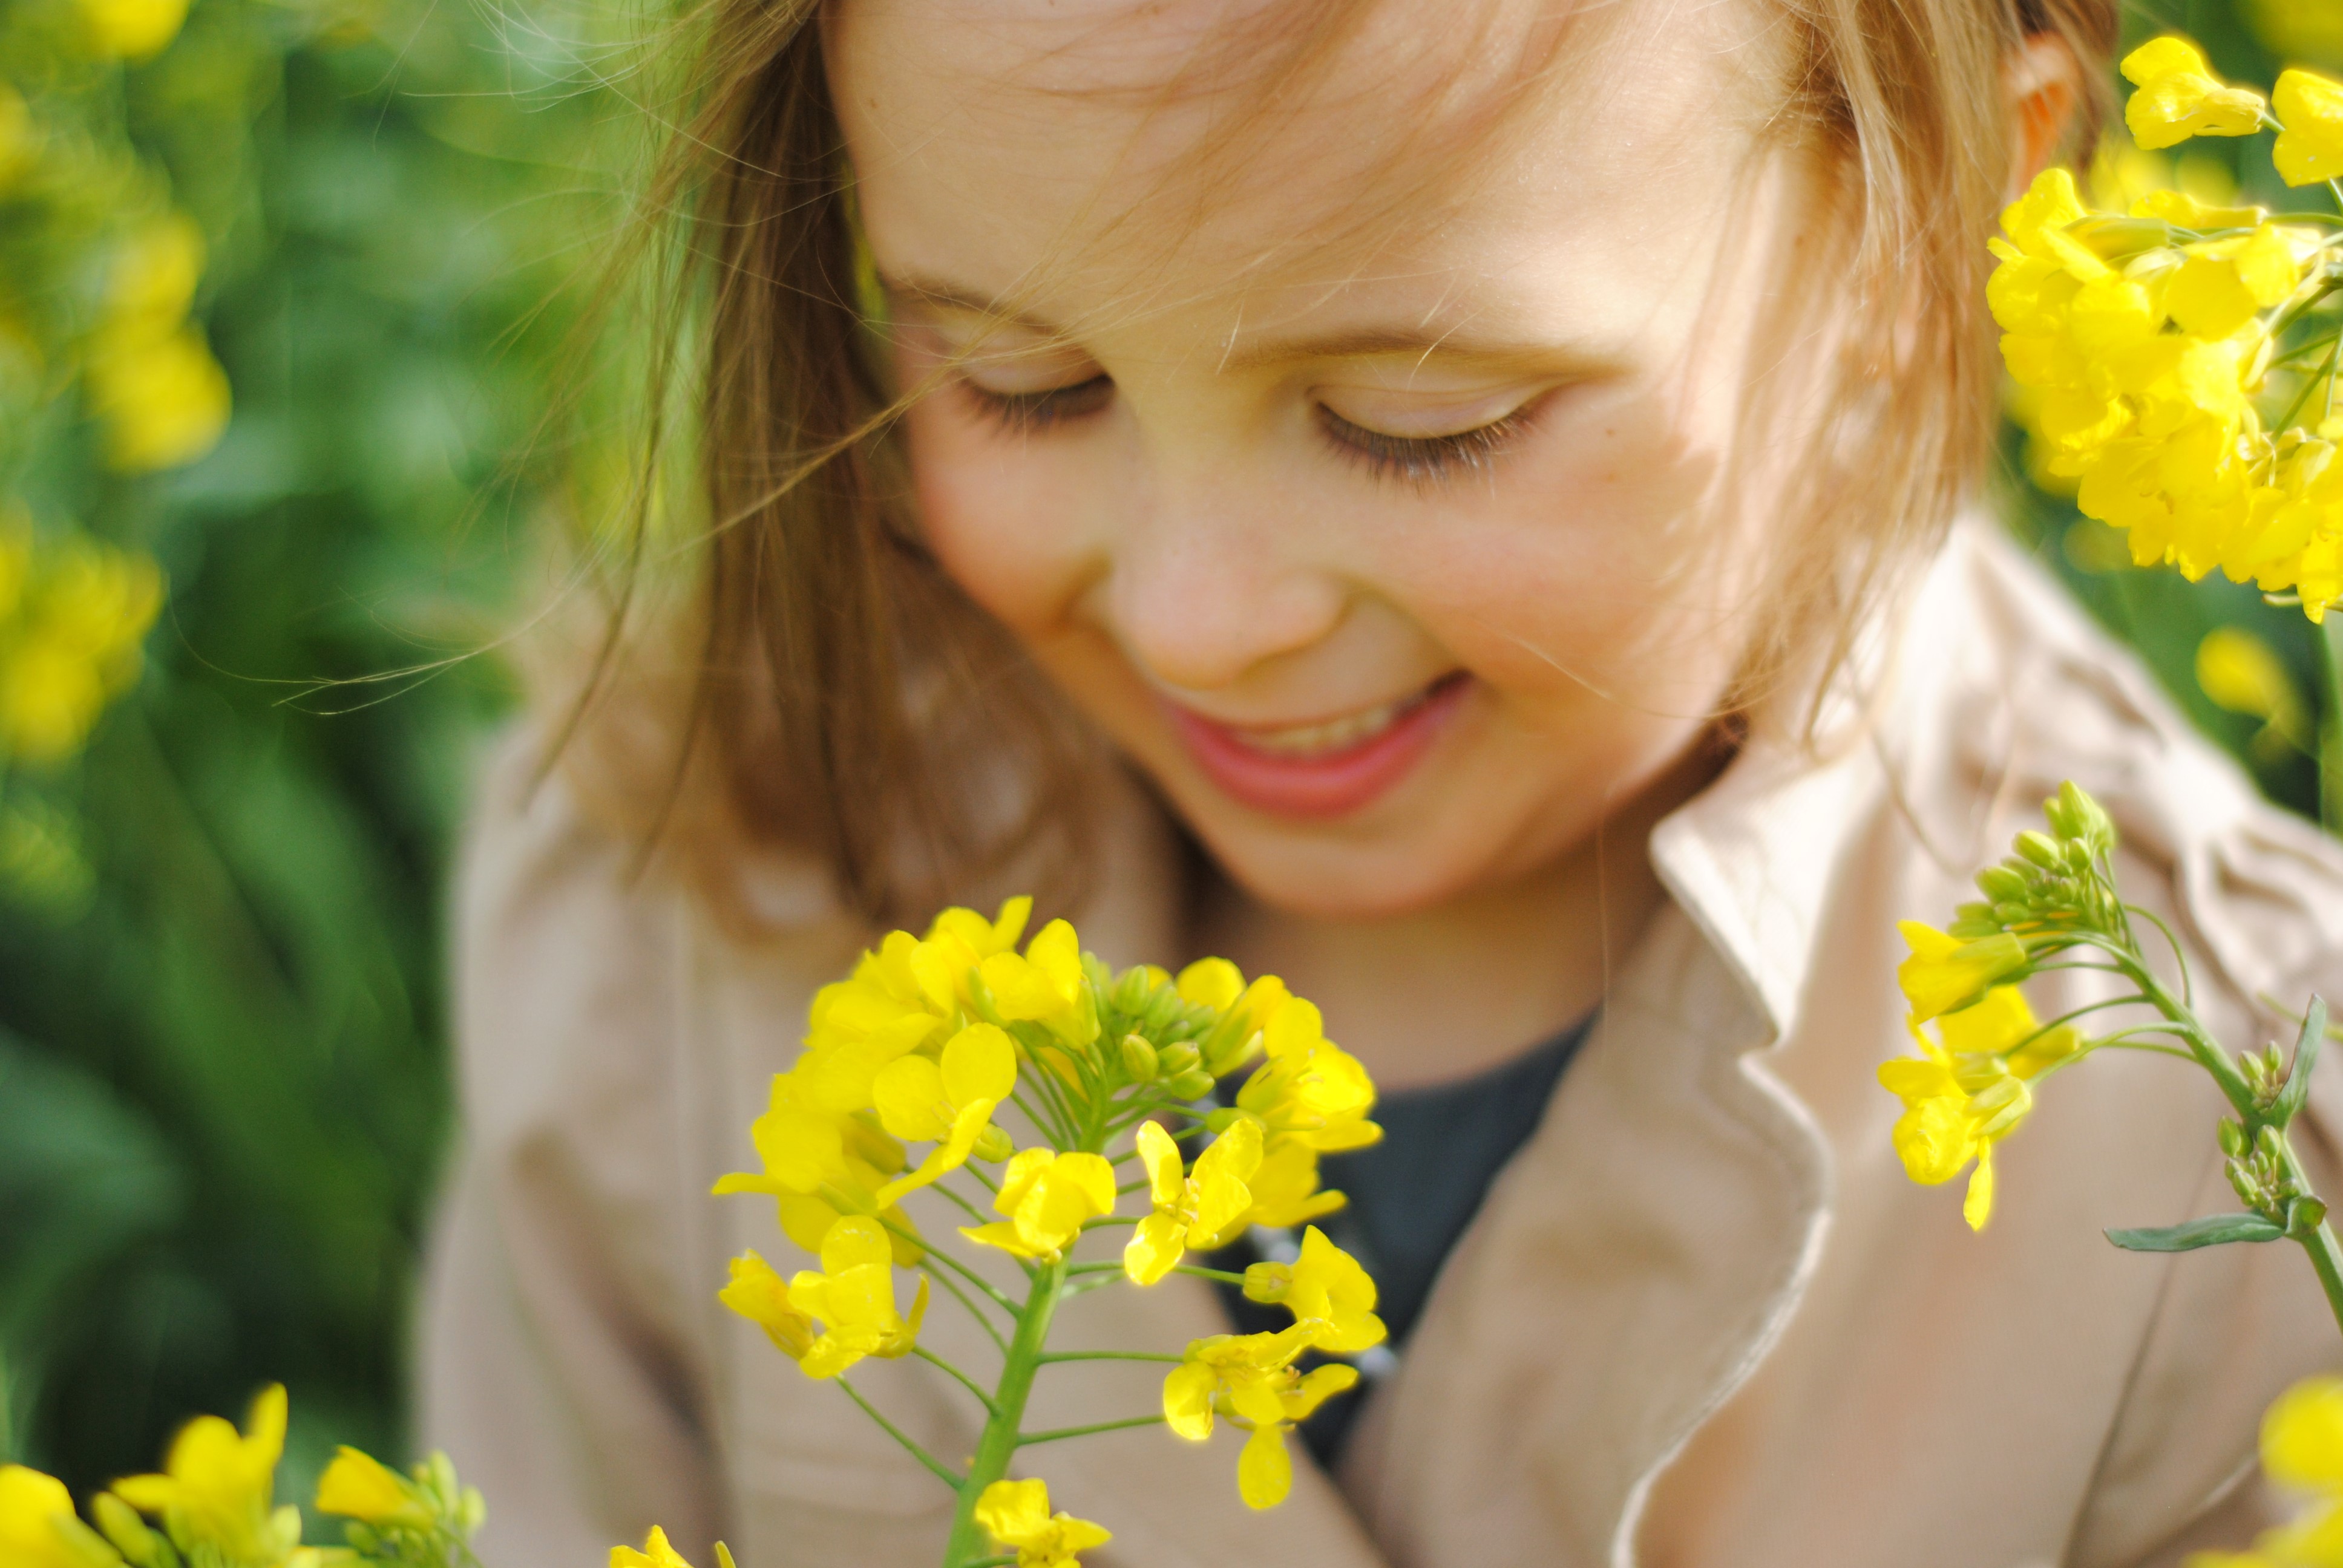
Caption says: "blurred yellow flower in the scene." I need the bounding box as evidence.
[2122,38,2268,149]
[784,1215,926,1379]
[0,535,163,764]
[961,1149,1115,1261]
[112,1383,288,1563]
[0,1465,108,1568]
[78,0,189,58]
[2275,70,2343,188]
[82,217,230,471]
[1124,1117,1259,1285]
[313,1448,425,1527]
[2247,0,2343,62]
[973,1480,1111,1568]
[2198,627,2312,759]
[2187,1377,2343,1567]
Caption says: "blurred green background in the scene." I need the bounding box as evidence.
[0,0,2335,1514]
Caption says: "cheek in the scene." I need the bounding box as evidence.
[900,399,1094,639]
[1380,382,1752,711]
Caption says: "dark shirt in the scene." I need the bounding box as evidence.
[1213,1013,1593,1466]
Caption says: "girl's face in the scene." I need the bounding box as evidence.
[833,0,1823,921]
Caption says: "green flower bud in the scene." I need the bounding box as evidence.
[1165,1068,1216,1100]
[1120,1033,1161,1082]
[2016,830,2062,869]
[974,1123,1015,1163]
[1976,866,2029,903]
[2218,1118,2248,1157]
[1204,1106,1245,1134]
[2293,1197,2329,1235]
[2228,1158,2267,1209]
[1158,1041,1201,1077]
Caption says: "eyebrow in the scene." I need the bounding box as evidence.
[883,270,1594,376]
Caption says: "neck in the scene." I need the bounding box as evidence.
[1190,740,1722,1093]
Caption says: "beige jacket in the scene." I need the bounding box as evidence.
[421,523,2343,1568]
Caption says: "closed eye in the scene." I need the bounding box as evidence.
[958,374,1115,433]
[1316,400,1539,488]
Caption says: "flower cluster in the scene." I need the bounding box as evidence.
[701,900,1387,1565]
[0,524,163,766]
[1993,42,2343,619]
[0,1387,482,1568]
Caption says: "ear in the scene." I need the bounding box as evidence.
[2004,32,2084,200]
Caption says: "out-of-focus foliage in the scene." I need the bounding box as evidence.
[0,0,633,1504]
[2002,2,2343,831]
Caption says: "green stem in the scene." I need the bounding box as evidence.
[837,1377,965,1491]
[2276,1131,2343,1339]
[1016,1414,1166,1447]
[939,1254,1069,1568]
[1172,1264,1248,1285]
[914,1347,998,1416]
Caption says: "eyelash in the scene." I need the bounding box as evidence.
[1315,404,1536,487]
[955,373,1537,486]
[957,375,1115,433]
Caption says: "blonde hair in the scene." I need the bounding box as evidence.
[564,0,2116,932]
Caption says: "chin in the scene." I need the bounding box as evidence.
[1179,808,1525,923]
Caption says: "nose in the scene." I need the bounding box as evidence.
[1096,492,1349,693]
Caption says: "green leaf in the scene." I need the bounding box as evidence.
[2105,1213,2287,1251]
[2273,995,2327,1129]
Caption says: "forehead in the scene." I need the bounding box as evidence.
[827,0,1788,334]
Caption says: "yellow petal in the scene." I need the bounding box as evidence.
[1163,1362,1218,1440]
[1963,1145,1997,1230]
[818,1215,893,1276]
[1237,1424,1293,1511]
[1175,958,1244,1010]
[974,1479,1050,1549]
[2275,70,2343,188]
[871,1054,949,1143]
[313,1449,416,1524]
[1124,1210,1188,1285]
[941,1023,1016,1106]
[1135,1120,1184,1207]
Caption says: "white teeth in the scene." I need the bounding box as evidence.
[1230,688,1429,758]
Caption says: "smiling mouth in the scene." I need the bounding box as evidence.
[1222,678,1457,759]
[1160,673,1470,819]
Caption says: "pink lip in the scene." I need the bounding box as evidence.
[1162,676,1468,820]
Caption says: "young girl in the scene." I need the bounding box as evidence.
[418,1,2343,1564]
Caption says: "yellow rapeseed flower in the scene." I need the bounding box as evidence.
[1241,1225,1386,1354]
[872,1021,1015,1206]
[0,1466,112,1568]
[1894,921,2029,1022]
[972,1480,1111,1568]
[1162,1325,1357,1509]
[784,1215,926,1379]
[1124,1117,1259,1285]
[1878,986,2078,1230]
[2122,38,2267,149]
[711,1069,919,1263]
[961,1149,1115,1261]
[1236,1138,1347,1229]
[2275,70,2343,189]
[718,1251,820,1362]
[111,1384,287,1563]
[1231,998,1380,1154]
[978,918,1097,1048]
[312,1449,426,1527]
